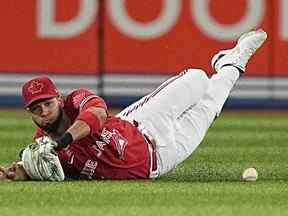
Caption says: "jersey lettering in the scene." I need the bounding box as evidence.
[80,159,98,179]
[112,129,128,160]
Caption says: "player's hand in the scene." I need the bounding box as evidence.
[0,162,30,181]
[0,171,8,181]
[0,166,8,181]
[0,163,17,181]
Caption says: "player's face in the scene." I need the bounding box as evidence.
[28,97,63,132]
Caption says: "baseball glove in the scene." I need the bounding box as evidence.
[21,136,65,181]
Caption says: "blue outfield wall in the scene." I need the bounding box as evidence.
[0,73,288,109]
[2,95,288,110]
[105,97,288,110]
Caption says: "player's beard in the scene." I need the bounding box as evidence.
[35,107,63,134]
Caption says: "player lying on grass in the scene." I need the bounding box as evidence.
[0,29,267,181]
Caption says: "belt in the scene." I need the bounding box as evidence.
[133,120,158,178]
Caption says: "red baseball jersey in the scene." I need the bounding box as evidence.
[34,89,150,180]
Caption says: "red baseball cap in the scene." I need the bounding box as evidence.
[22,76,59,107]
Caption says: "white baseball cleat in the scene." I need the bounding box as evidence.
[211,29,267,73]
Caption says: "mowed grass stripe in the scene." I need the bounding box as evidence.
[0,181,287,203]
[0,182,288,216]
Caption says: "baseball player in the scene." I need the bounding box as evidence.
[0,29,267,181]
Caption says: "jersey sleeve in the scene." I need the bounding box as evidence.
[67,89,107,113]
[33,128,46,140]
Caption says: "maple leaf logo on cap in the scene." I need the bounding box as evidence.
[28,81,44,95]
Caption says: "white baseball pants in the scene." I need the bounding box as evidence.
[117,66,240,178]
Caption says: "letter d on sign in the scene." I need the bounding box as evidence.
[37,0,98,39]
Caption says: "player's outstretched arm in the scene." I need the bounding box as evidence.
[55,107,107,150]
[68,107,107,141]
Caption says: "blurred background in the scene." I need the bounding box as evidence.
[0,0,287,108]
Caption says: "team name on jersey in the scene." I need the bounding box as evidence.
[93,128,128,160]
[100,128,113,144]
[80,159,98,179]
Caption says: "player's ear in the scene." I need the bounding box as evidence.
[57,95,64,108]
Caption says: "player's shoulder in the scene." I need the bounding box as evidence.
[65,88,96,102]
[68,88,95,97]
[65,88,103,110]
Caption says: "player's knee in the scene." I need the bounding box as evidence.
[184,68,208,78]
[184,68,209,88]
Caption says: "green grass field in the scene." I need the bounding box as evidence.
[0,110,288,216]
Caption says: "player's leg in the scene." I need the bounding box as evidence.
[116,69,209,178]
[117,68,209,122]
[172,66,240,166]
[157,29,267,175]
